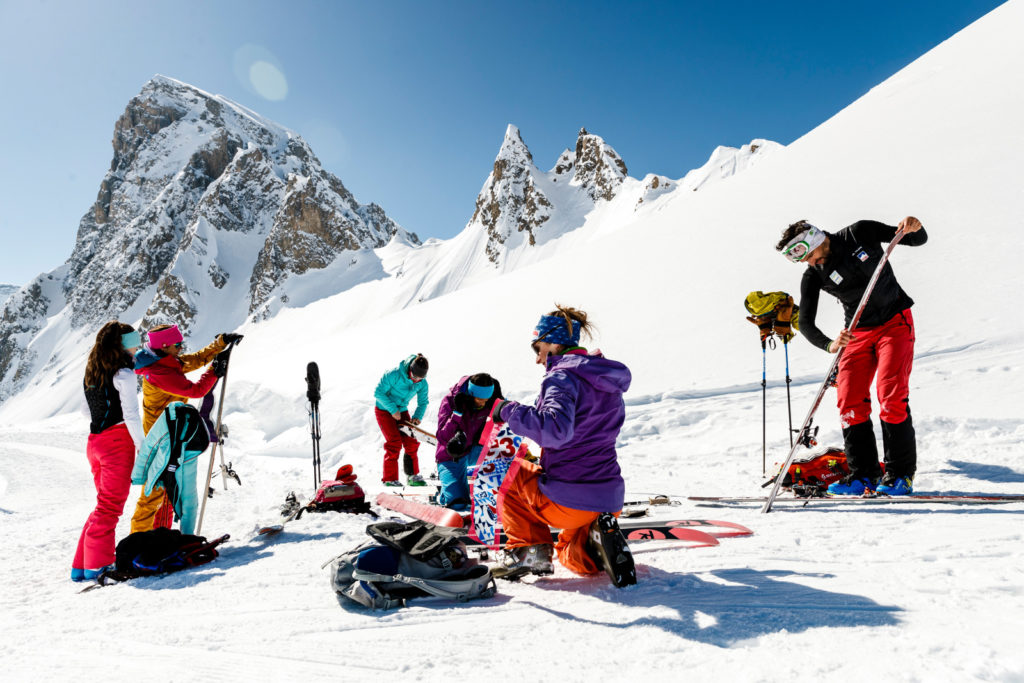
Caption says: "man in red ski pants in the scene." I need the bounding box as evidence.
[776,216,927,496]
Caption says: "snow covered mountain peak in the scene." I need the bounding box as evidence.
[469,124,634,267]
[496,124,534,166]
[567,127,628,201]
[0,75,410,402]
[471,125,553,264]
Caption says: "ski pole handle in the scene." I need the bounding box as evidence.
[305,361,321,404]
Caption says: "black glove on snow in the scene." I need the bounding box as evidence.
[446,430,468,457]
[491,399,508,424]
[211,352,230,378]
[221,333,244,345]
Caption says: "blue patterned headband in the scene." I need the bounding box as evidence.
[532,315,581,346]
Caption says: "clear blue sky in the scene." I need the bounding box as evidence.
[0,0,1005,286]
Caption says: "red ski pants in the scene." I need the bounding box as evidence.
[73,424,135,571]
[836,309,915,428]
[375,407,419,482]
[498,459,604,576]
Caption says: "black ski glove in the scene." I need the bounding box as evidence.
[452,393,472,416]
[221,333,244,345]
[446,430,468,458]
[211,352,230,378]
[491,399,509,425]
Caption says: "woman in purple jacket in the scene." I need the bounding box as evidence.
[491,306,636,587]
[434,373,502,510]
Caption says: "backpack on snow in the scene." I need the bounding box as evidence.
[328,520,496,610]
[778,447,852,494]
[286,464,372,521]
[113,528,228,579]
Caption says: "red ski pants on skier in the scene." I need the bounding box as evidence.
[498,459,605,576]
[836,309,915,428]
[73,423,135,571]
[375,407,419,482]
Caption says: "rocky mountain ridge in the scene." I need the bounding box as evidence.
[0,76,779,406]
[0,75,412,400]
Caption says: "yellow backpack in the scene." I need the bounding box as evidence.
[744,291,800,343]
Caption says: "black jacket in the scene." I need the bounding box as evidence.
[799,220,928,351]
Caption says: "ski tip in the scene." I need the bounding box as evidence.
[257,525,284,536]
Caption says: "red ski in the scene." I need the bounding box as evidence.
[376,492,466,527]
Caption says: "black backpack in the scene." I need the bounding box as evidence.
[114,528,228,578]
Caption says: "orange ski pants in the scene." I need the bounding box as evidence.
[498,459,603,575]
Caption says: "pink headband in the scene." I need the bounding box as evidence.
[147,325,183,349]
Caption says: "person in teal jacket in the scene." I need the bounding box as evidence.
[374,354,430,486]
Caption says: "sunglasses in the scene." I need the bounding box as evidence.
[173,342,183,348]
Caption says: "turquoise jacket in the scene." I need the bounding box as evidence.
[131,402,209,534]
[374,355,429,421]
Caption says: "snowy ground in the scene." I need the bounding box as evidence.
[4,2,1024,679]
[2,337,1022,682]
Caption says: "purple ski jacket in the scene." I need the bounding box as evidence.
[434,376,493,464]
[500,350,631,512]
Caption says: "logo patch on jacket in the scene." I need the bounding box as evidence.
[854,248,868,262]
[829,271,843,285]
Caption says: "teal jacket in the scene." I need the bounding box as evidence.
[131,402,209,535]
[374,355,429,421]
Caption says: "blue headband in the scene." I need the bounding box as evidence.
[466,381,494,400]
[121,330,141,350]
[532,315,580,346]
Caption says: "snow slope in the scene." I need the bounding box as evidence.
[2,2,1024,680]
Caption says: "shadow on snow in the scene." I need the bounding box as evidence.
[520,566,899,647]
[937,459,1024,484]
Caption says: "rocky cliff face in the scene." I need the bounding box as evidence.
[470,126,554,263]
[470,126,629,266]
[0,75,411,400]
[565,127,628,201]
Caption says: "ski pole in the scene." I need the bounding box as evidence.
[761,338,767,476]
[784,338,794,448]
[306,362,322,489]
[197,340,238,535]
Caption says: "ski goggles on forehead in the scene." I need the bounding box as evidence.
[782,225,826,263]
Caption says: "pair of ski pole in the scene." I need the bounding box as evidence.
[196,339,243,535]
[758,334,794,476]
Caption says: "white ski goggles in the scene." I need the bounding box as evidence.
[782,225,826,263]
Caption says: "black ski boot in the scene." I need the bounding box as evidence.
[842,420,884,480]
[492,544,554,581]
[880,413,917,480]
[586,513,637,588]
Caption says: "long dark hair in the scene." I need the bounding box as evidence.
[84,321,135,388]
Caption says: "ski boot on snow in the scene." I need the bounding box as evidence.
[586,513,637,588]
[876,472,913,496]
[407,473,427,487]
[492,544,554,581]
[826,473,878,496]
[382,480,403,487]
